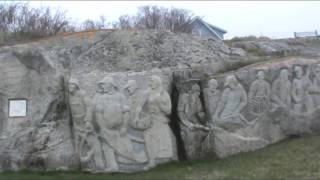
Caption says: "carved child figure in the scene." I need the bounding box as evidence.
[248,70,271,115]
[178,83,210,159]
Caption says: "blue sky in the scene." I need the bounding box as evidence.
[28,1,320,39]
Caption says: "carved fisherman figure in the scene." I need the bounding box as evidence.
[93,76,142,172]
[68,78,104,171]
[248,70,271,116]
[68,78,87,155]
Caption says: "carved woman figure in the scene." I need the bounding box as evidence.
[214,75,248,131]
[248,70,271,115]
[271,68,291,110]
[291,65,313,113]
[142,75,175,168]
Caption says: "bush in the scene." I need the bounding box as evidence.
[0,2,72,44]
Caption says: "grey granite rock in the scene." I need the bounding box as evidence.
[0,30,320,172]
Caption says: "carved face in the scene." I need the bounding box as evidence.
[294,66,303,79]
[208,79,218,90]
[257,71,265,80]
[191,84,200,96]
[279,69,289,80]
[126,80,138,94]
[225,75,238,89]
[68,83,78,94]
[98,77,116,94]
[99,82,115,94]
[150,76,162,90]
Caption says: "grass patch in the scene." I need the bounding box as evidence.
[1,135,320,179]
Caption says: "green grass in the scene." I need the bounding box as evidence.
[1,135,320,180]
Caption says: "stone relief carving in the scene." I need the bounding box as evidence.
[310,63,320,108]
[178,83,210,159]
[93,76,144,172]
[141,75,176,169]
[68,78,104,171]
[68,78,87,156]
[248,70,271,116]
[271,68,292,110]
[291,65,313,113]
[213,75,249,131]
[203,79,221,124]
[123,79,149,168]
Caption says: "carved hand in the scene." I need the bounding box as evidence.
[188,124,195,131]
[85,121,93,133]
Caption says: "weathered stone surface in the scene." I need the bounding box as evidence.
[231,40,303,56]
[0,30,320,172]
[68,70,177,172]
[0,49,77,171]
[174,57,320,158]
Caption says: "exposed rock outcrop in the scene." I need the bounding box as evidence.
[0,30,319,172]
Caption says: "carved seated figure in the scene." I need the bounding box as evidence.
[213,75,248,131]
[178,83,210,159]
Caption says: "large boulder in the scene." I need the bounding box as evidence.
[0,30,320,172]
[0,48,77,171]
[173,57,320,159]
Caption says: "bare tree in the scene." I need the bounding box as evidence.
[0,2,198,46]
[79,15,109,31]
[115,5,195,33]
[0,2,72,39]
[114,15,135,29]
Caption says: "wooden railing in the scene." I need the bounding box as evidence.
[294,30,319,38]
